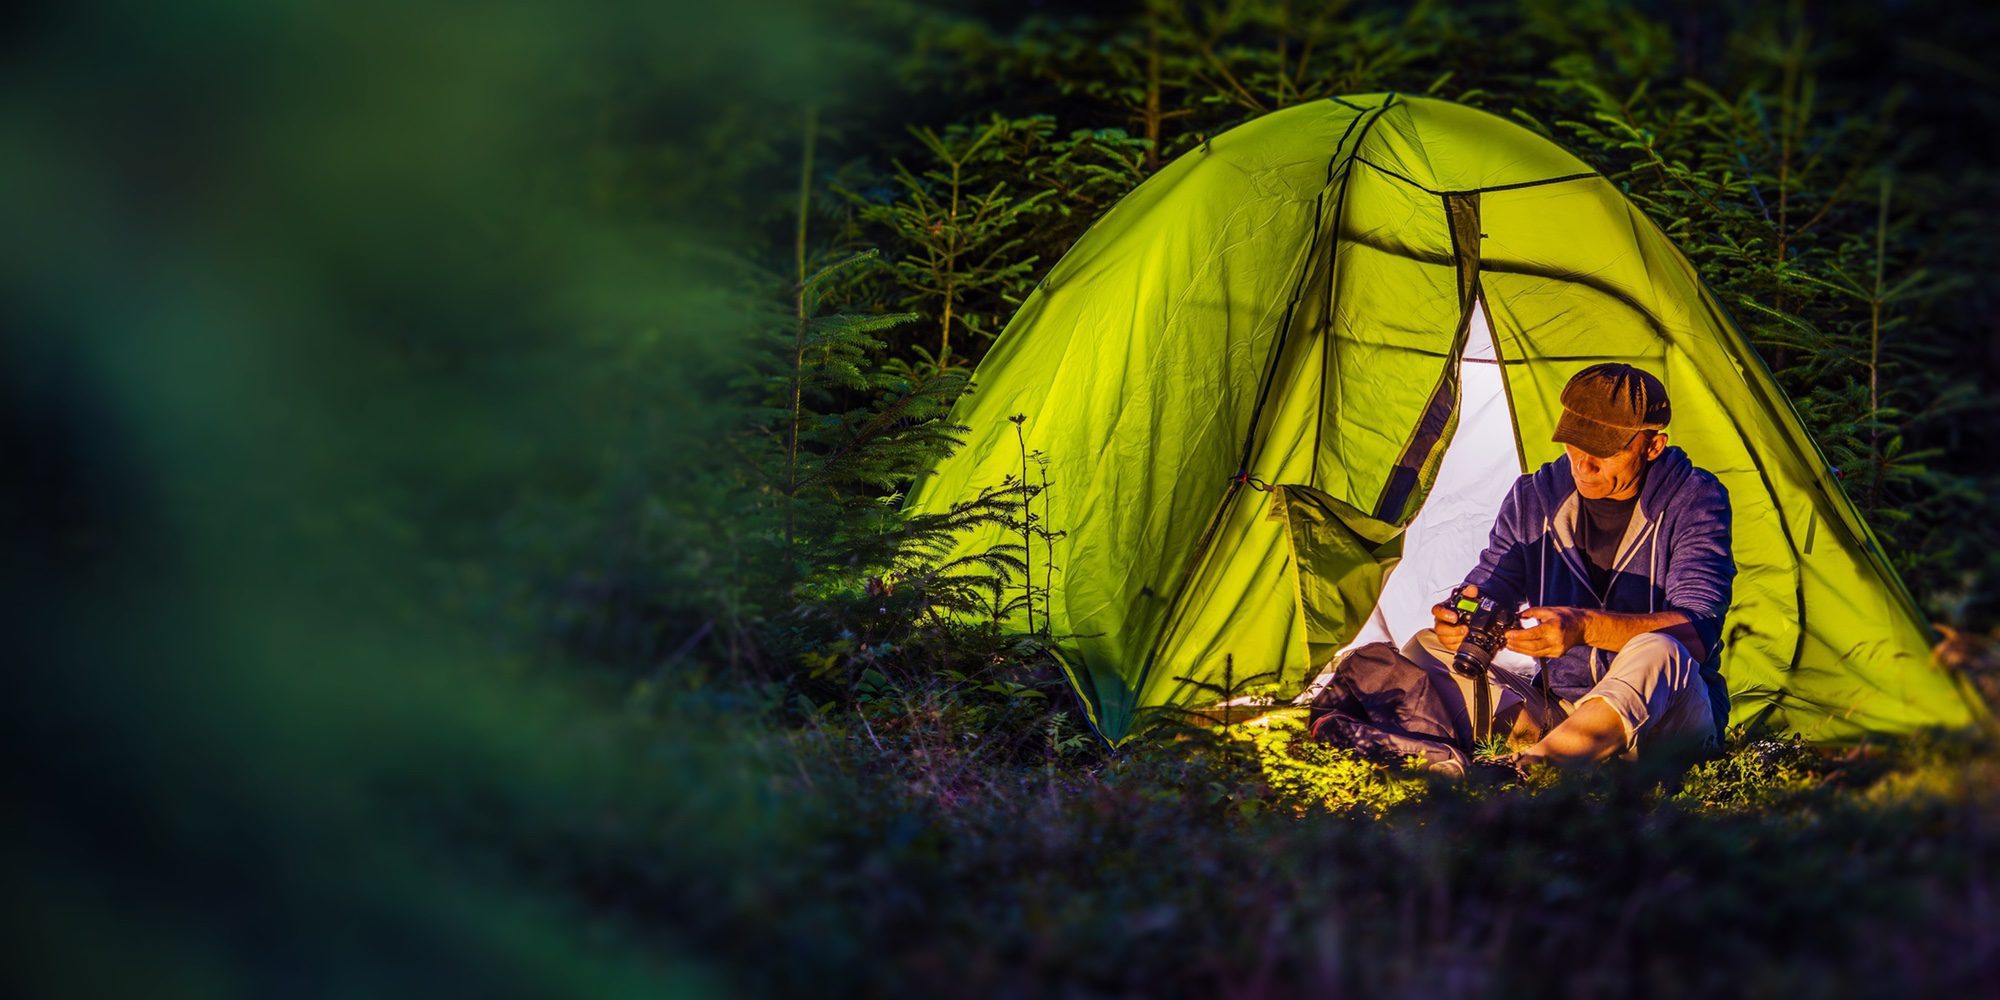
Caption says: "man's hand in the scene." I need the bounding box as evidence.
[1430,584,1475,653]
[1506,606,1590,658]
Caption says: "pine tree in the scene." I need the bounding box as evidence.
[714,111,1030,679]
[837,115,1058,368]
[1532,5,1997,602]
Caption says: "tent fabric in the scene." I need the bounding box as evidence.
[1309,299,1545,695]
[905,93,1984,746]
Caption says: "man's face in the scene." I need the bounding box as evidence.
[1566,430,1666,500]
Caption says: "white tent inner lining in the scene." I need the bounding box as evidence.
[1302,300,1538,695]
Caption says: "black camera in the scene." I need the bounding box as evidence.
[1448,584,1519,680]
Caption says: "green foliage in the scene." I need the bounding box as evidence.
[835,113,1147,366]
[909,3,1482,165]
[1245,712,1431,816]
[1675,733,1831,812]
[1528,8,1999,602]
[730,244,960,578]
[647,112,1050,692]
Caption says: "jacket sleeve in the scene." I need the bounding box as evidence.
[1663,473,1735,657]
[1461,475,1533,610]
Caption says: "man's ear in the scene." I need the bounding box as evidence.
[1646,431,1670,460]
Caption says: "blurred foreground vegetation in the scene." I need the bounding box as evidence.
[7,1,2000,996]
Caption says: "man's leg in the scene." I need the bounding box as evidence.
[1402,629,1523,749]
[1527,631,1715,765]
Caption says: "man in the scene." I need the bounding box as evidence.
[1408,363,1735,768]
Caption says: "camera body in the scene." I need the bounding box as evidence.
[1448,584,1519,679]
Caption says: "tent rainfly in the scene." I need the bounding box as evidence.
[906,94,1985,746]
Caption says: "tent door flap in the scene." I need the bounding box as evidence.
[1271,485,1403,663]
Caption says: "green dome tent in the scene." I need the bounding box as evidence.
[907,93,1983,746]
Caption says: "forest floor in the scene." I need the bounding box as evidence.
[584,662,2000,997]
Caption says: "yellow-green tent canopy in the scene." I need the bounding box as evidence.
[908,94,1983,745]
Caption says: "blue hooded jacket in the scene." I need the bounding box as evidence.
[1461,445,1735,705]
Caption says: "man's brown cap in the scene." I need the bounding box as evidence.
[1552,363,1670,459]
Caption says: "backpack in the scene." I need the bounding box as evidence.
[1305,642,1471,777]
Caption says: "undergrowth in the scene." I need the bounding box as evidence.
[548,666,2000,996]
[1242,712,1432,817]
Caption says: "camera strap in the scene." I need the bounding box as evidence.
[1471,672,1491,743]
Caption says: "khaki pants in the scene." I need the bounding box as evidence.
[1402,629,1717,756]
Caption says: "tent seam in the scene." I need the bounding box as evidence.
[1309,107,1379,489]
[1351,154,1599,197]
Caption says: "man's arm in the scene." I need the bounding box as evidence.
[1508,471,1734,663]
[1506,607,1708,661]
[1661,470,1735,660]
